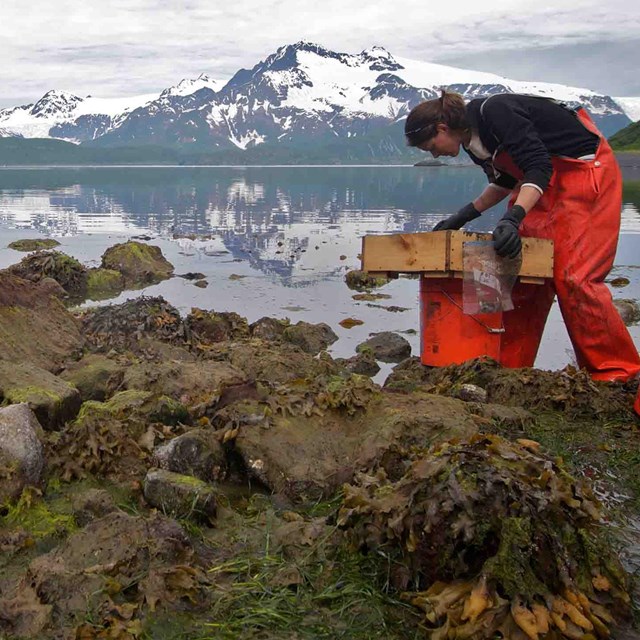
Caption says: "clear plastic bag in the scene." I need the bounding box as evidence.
[462,241,521,315]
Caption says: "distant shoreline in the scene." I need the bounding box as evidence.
[0,154,637,178]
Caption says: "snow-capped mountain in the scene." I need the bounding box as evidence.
[0,89,160,142]
[88,41,636,151]
[614,97,640,122]
[0,42,635,156]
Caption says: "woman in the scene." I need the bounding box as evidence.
[405,90,640,416]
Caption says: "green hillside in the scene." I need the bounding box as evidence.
[609,120,640,151]
[0,131,422,166]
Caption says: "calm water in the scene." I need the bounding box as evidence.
[0,166,639,375]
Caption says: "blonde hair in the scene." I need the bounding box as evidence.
[405,90,469,147]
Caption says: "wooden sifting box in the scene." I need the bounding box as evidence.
[360,230,554,284]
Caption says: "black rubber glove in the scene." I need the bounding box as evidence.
[493,205,526,259]
[433,202,481,231]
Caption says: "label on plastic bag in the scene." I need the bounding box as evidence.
[462,241,520,315]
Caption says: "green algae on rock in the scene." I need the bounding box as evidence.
[100,240,174,286]
[85,267,125,301]
[8,239,61,252]
[58,354,126,402]
[0,362,81,430]
[143,469,218,523]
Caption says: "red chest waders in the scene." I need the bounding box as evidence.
[492,108,640,414]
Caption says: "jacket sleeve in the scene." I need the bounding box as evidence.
[481,97,553,192]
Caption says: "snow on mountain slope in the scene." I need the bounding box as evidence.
[614,97,640,122]
[162,74,226,97]
[0,90,158,141]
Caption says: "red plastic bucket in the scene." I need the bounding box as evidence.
[420,277,550,368]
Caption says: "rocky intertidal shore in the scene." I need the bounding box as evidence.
[1,241,639,639]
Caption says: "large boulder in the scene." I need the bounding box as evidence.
[0,404,45,503]
[0,272,84,371]
[282,321,338,354]
[0,362,81,430]
[356,332,411,363]
[231,384,479,502]
[121,360,246,410]
[100,241,174,286]
[152,429,227,482]
[143,469,218,522]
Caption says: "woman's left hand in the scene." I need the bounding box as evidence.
[493,205,526,259]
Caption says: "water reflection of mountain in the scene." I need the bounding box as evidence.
[1,168,638,281]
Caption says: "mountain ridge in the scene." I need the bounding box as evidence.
[1,42,638,163]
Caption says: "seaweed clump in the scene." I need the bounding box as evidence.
[338,433,630,639]
[8,250,87,299]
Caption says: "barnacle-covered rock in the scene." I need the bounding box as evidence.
[338,433,631,639]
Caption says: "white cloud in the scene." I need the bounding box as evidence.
[0,0,638,106]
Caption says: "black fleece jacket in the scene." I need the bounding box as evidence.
[465,94,599,191]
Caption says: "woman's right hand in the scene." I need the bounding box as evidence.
[433,202,481,231]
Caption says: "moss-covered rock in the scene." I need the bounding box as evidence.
[8,238,60,252]
[0,362,81,430]
[0,511,206,638]
[384,356,637,420]
[356,332,411,363]
[226,341,341,384]
[101,241,174,286]
[335,351,381,377]
[85,267,125,300]
[58,353,126,402]
[7,250,88,299]
[143,469,217,522]
[0,272,84,372]
[249,316,289,341]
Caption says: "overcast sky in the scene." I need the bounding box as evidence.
[1,0,638,107]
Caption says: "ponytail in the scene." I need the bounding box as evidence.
[405,89,469,147]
